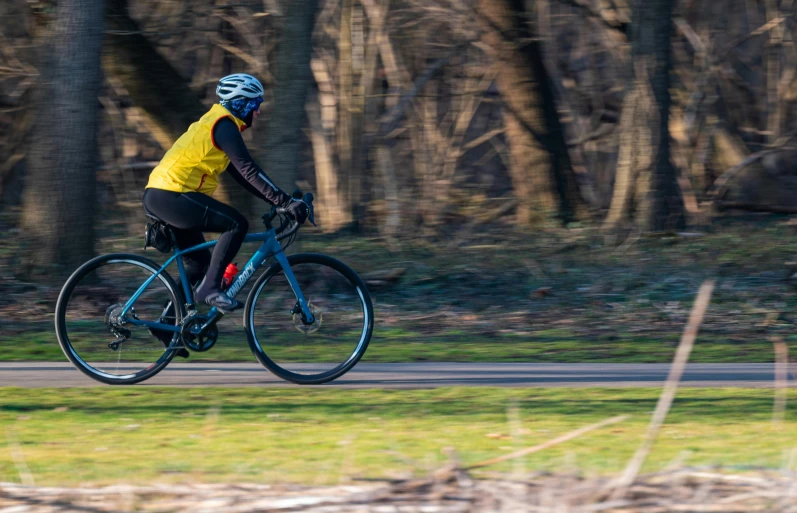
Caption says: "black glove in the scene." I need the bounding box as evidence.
[284,199,309,224]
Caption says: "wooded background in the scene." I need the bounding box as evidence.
[2,0,797,282]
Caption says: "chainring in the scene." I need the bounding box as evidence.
[180,315,219,352]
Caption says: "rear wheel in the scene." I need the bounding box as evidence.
[55,253,185,385]
[244,253,373,384]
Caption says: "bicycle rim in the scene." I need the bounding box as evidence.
[245,254,373,384]
[55,254,182,385]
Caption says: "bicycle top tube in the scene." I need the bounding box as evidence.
[169,231,275,259]
[122,229,280,317]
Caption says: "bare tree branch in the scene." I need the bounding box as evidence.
[552,0,629,36]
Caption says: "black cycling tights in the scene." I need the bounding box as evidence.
[143,188,248,301]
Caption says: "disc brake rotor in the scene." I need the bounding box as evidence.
[293,303,322,334]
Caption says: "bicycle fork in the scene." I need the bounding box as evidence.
[272,250,316,325]
[223,240,316,326]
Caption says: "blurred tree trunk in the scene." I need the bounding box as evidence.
[104,0,251,214]
[0,1,35,208]
[104,0,205,142]
[307,89,349,230]
[349,3,370,230]
[254,0,319,201]
[21,0,104,280]
[336,0,360,231]
[479,0,585,226]
[604,0,685,232]
[309,56,353,232]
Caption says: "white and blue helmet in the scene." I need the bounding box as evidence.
[216,73,264,101]
[216,74,264,123]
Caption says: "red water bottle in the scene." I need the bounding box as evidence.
[222,263,239,289]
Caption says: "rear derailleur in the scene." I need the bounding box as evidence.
[105,303,135,350]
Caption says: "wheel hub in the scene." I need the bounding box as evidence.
[293,303,322,334]
[105,303,126,327]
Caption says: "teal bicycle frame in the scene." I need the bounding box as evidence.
[119,227,314,334]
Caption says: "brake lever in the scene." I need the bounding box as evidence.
[307,204,316,227]
[279,206,314,228]
[303,192,316,227]
[276,215,291,234]
[262,206,278,229]
[273,192,315,227]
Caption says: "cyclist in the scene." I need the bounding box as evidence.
[143,73,308,315]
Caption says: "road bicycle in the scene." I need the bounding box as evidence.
[54,193,374,385]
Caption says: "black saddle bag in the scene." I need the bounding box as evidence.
[144,221,173,253]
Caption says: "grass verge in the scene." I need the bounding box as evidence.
[2,326,795,363]
[0,387,794,486]
[5,216,797,363]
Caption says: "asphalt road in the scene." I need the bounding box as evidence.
[0,362,794,388]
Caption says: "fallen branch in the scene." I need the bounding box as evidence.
[771,336,789,423]
[715,202,797,214]
[447,199,519,247]
[610,280,716,499]
[707,129,797,200]
[6,427,34,487]
[464,415,630,470]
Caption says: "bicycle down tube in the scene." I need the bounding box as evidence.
[121,229,315,328]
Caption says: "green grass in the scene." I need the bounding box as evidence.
[3,325,795,363]
[0,388,795,486]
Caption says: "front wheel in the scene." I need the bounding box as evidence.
[244,253,374,384]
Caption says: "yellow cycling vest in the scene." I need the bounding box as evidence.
[146,104,247,195]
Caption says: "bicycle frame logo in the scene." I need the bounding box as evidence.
[227,262,255,298]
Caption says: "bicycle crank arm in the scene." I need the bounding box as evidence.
[198,308,223,334]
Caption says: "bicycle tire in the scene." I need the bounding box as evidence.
[55,253,186,385]
[243,253,374,385]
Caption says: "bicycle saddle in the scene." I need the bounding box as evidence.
[145,213,171,226]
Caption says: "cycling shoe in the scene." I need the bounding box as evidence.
[205,292,242,313]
